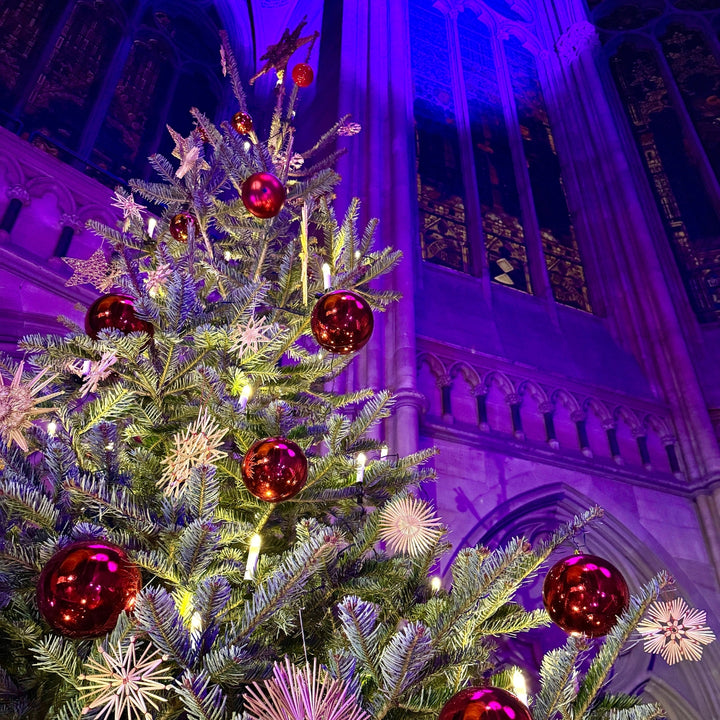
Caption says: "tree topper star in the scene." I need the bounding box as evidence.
[167,126,210,178]
[63,248,118,292]
[249,19,318,84]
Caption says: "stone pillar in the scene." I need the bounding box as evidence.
[0,185,30,242]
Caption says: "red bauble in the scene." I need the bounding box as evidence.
[36,540,141,638]
[543,553,630,638]
[231,111,254,134]
[291,63,314,87]
[85,294,152,339]
[241,172,286,219]
[311,290,374,354]
[439,687,532,720]
[241,437,308,502]
[169,211,195,242]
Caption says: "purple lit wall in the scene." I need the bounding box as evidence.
[1,1,720,716]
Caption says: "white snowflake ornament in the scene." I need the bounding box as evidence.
[377,496,442,557]
[160,409,227,497]
[638,598,716,665]
[80,637,172,720]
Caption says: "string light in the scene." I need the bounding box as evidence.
[147,218,157,237]
[512,669,528,706]
[239,384,253,411]
[190,611,203,633]
[47,420,57,436]
[243,141,252,152]
[430,576,442,593]
[380,446,388,460]
[244,533,262,580]
[322,263,332,289]
[355,453,366,484]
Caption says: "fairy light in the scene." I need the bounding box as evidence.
[512,669,528,706]
[147,217,157,237]
[190,611,203,633]
[430,576,442,593]
[224,250,231,261]
[244,533,262,580]
[355,452,366,484]
[239,384,252,411]
[47,420,57,436]
[380,446,388,460]
[354,249,361,259]
[321,263,332,290]
[243,141,252,152]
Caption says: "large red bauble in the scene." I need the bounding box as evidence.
[232,111,253,134]
[85,294,153,339]
[36,540,141,638]
[543,553,630,638]
[169,211,195,242]
[291,63,314,87]
[439,686,532,720]
[241,437,308,502]
[241,172,286,219]
[311,290,374,354]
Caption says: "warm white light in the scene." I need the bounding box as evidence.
[322,263,332,290]
[105,442,114,451]
[355,452,366,484]
[190,611,203,633]
[430,576,442,592]
[354,250,361,259]
[244,533,262,580]
[512,669,528,706]
[224,250,231,261]
[47,420,57,436]
[239,384,252,410]
[380,446,388,460]
[243,141,252,152]
[147,217,157,237]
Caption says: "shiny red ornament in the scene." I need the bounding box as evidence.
[241,436,308,502]
[311,290,374,354]
[85,294,152,339]
[291,63,314,87]
[169,211,195,242]
[36,540,141,638]
[438,686,532,720]
[231,111,254,134]
[241,172,286,219]
[543,553,630,638]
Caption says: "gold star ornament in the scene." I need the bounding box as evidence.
[63,248,119,292]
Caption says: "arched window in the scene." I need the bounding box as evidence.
[0,0,225,185]
[409,0,592,312]
[593,2,720,321]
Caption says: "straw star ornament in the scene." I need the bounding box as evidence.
[377,495,443,557]
[637,598,716,664]
[230,316,273,356]
[63,248,119,291]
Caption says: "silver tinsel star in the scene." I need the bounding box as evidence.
[160,409,227,497]
[79,637,172,720]
[0,362,59,451]
[63,248,119,292]
[377,496,442,557]
[244,657,369,720]
[167,125,210,178]
[72,352,117,397]
[638,598,716,664]
[110,190,145,223]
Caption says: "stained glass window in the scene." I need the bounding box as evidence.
[505,37,591,311]
[410,0,469,273]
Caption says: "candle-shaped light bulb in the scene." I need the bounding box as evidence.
[244,533,262,580]
[47,420,57,436]
[355,452,366,484]
[239,384,252,411]
[512,669,528,706]
[380,446,388,460]
[147,217,157,237]
[430,576,442,593]
[322,263,332,290]
[190,611,203,633]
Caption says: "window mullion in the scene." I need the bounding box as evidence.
[441,7,489,282]
[491,33,554,304]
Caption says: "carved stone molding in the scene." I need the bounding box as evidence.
[6,184,30,205]
[59,213,84,232]
[555,21,599,64]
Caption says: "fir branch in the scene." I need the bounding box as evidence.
[134,587,193,667]
[30,636,82,688]
[0,479,59,530]
[178,520,221,581]
[176,670,227,720]
[572,573,669,719]
[337,596,383,684]
[533,636,586,720]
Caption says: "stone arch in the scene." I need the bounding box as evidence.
[417,352,447,416]
[518,379,549,443]
[449,361,481,427]
[583,396,613,459]
[482,369,516,434]
[551,387,582,451]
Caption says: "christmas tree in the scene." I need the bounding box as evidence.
[0,23,704,720]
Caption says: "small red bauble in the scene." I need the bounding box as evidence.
[439,686,532,720]
[169,211,195,242]
[36,540,141,638]
[291,63,314,87]
[231,111,253,134]
[543,553,630,638]
[241,437,308,502]
[241,172,286,219]
[85,294,152,339]
[311,290,374,354]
